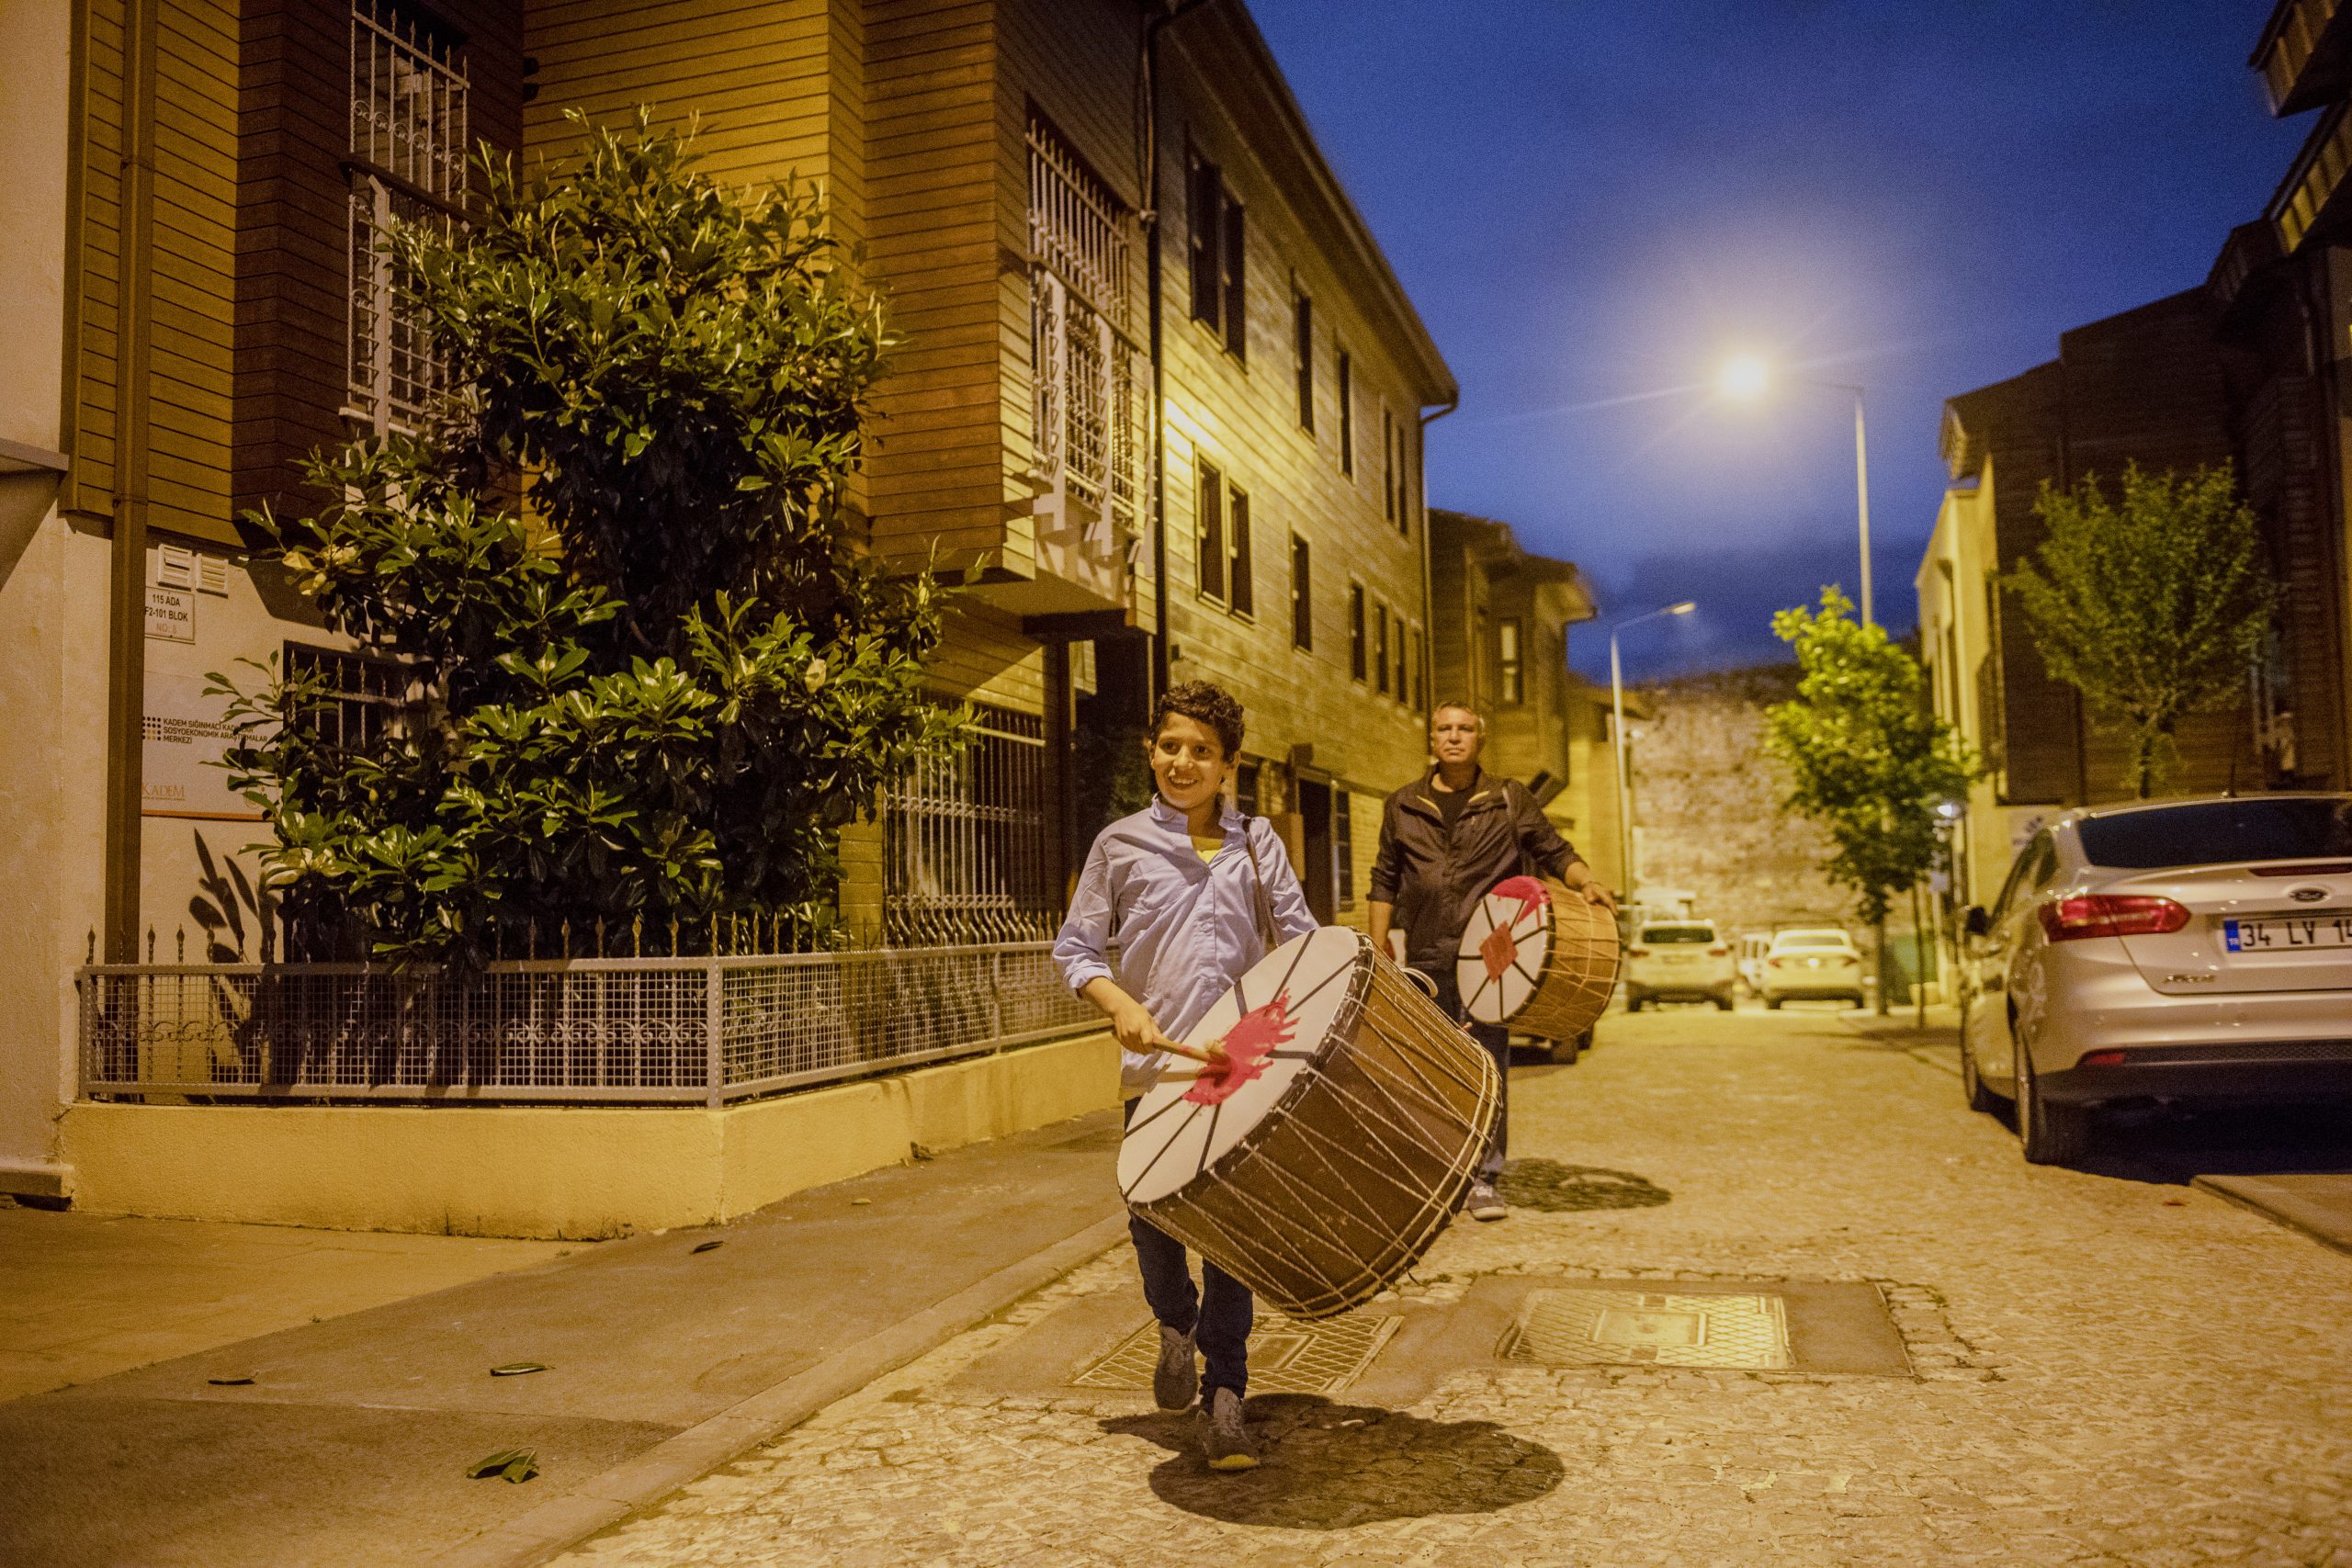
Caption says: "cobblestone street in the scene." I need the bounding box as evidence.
[560,1007,2352,1568]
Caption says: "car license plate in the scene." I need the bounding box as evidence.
[2223,917,2352,953]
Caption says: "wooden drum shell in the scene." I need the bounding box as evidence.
[1457,876,1623,1043]
[1128,942,1498,1321]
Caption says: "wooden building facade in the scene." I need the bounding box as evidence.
[0,0,1454,1193]
[1426,509,1623,891]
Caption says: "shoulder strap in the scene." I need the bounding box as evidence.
[1240,815,1282,953]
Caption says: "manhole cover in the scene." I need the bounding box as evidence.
[1074,1312,1403,1395]
[1502,1288,1792,1370]
[1498,1158,1671,1213]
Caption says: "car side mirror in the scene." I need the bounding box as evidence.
[1962,906,1990,939]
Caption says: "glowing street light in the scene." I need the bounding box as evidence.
[1610,600,1697,902]
[1716,355,1770,402]
[1713,355,1875,628]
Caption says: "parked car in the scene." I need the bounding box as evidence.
[1959,793,2352,1165]
[1759,929,1866,1010]
[1736,932,1774,995]
[1624,919,1736,1010]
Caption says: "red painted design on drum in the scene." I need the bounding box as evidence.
[1479,919,1520,983]
[1183,992,1296,1106]
[1491,875,1550,906]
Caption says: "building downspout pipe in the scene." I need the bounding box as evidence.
[1416,394,1458,714]
[103,0,161,964]
[1140,0,1211,703]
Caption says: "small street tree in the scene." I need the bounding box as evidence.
[1764,589,1976,1013]
[215,112,962,963]
[2007,462,2272,798]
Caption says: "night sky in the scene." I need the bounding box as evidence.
[1249,1,2311,682]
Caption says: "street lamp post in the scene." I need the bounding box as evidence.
[1609,600,1696,906]
[1716,358,1874,627]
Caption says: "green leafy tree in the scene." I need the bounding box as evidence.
[214,112,962,963]
[2007,462,2271,798]
[1764,589,1977,1011]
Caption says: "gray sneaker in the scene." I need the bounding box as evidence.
[1467,1180,1508,1222]
[1200,1386,1259,1472]
[1153,1325,1197,1413]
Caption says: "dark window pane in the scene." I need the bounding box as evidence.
[1383,410,1396,523]
[1336,791,1354,906]
[1291,535,1312,649]
[1349,584,1366,680]
[1338,350,1353,476]
[2077,798,2352,869]
[1374,605,1390,695]
[1189,156,1220,326]
[1198,461,1224,601]
[1229,487,1253,615]
[1222,199,1246,358]
[1640,923,1717,944]
[1294,295,1314,432]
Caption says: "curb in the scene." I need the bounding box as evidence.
[2192,1175,2352,1259]
[430,1212,1130,1568]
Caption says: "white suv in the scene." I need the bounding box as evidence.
[1759,929,1866,1010]
[1624,920,1736,1010]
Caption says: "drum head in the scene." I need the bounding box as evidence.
[1118,926,1365,1205]
[1455,875,1553,1025]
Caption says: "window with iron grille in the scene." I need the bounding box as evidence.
[285,642,406,751]
[1290,534,1312,650]
[884,703,1057,944]
[347,0,468,435]
[1029,113,1139,554]
[1349,582,1366,680]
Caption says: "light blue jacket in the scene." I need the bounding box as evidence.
[1054,796,1319,1094]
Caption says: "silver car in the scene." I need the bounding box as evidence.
[1960,794,2352,1165]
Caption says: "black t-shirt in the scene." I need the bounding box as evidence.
[1433,777,1474,836]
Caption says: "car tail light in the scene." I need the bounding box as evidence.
[1708,944,1730,956]
[1627,946,1649,959]
[2037,895,2190,942]
[2080,1049,2127,1067]
[2252,862,2352,877]
[1767,957,1784,968]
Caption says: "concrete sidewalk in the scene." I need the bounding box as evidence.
[0,1109,1125,1568]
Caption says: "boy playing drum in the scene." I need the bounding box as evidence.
[1054,681,1317,1472]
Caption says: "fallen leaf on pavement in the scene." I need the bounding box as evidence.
[206,1373,255,1386]
[490,1362,549,1377]
[692,1239,724,1254]
[468,1448,539,1483]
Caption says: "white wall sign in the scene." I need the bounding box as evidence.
[144,584,194,642]
[143,671,261,820]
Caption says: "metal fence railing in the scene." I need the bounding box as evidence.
[77,942,1096,1108]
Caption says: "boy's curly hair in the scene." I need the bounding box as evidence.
[1151,680,1245,760]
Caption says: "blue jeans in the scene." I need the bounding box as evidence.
[1123,1098,1253,1400]
[1419,964,1510,1183]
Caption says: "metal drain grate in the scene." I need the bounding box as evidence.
[1074,1312,1403,1395]
[1502,1289,1792,1370]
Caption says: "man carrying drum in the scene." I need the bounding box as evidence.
[1368,701,1615,1223]
[1055,681,1318,1473]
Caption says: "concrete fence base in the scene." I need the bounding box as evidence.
[57,1032,1119,1238]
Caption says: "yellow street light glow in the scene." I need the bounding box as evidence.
[1666,600,1696,615]
[1717,355,1770,401]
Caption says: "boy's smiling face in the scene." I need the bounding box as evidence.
[1148,714,1229,817]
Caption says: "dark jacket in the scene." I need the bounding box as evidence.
[1369,769,1581,966]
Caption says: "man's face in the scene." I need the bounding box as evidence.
[1430,707,1483,768]
[1148,714,1230,814]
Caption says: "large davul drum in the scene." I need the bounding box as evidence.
[1118,926,1499,1320]
[1454,874,1622,1041]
